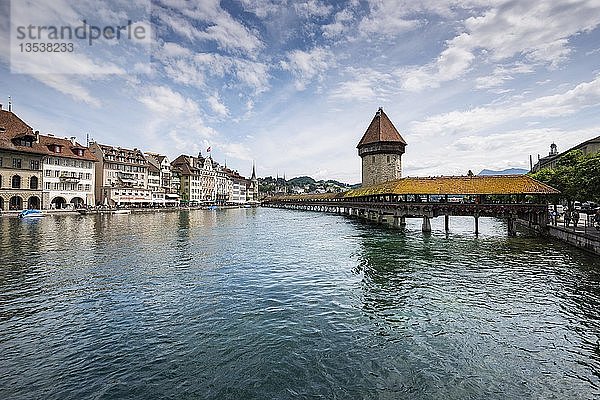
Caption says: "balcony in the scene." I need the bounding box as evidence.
[59,174,80,183]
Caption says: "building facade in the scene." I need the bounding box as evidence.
[41,135,96,208]
[532,136,600,172]
[144,152,179,206]
[89,142,152,206]
[357,107,407,187]
[1,108,96,210]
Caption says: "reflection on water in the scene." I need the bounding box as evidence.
[0,209,599,399]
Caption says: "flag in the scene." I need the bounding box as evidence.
[206,146,211,152]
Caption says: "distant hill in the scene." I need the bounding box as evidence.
[287,176,316,186]
[478,168,528,176]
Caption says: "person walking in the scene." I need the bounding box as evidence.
[564,208,571,227]
[572,210,580,228]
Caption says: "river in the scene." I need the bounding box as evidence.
[1,208,599,399]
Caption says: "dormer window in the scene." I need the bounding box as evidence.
[13,135,34,147]
[52,145,62,153]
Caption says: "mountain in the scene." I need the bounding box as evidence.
[478,168,528,176]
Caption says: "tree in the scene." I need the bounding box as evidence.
[529,150,600,206]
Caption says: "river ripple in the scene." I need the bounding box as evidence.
[0,208,599,399]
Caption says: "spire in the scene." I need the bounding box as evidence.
[357,107,407,148]
[251,161,256,180]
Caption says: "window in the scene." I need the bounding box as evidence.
[0,174,2,188]
[16,138,32,147]
[30,160,40,170]
[12,175,21,188]
[30,176,38,190]
[372,156,375,164]
[85,184,90,191]
[12,158,22,169]
[387,156,390,163]
[0,157,2,167]
[85,173,91,180]
[54,170,60,177]
[45,170,51,177]
[45,182,51,190]
[54,158,59,165]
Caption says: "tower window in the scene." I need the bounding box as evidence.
[387,155,390,163]
[372,156,375,164]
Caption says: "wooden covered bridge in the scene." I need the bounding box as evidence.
[263,175,559,236]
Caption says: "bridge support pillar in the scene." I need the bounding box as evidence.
[507,217,516,237]
[422,216,431,233]
[392,215,405,229]
[444,214,450,232]
[474,216,479,235]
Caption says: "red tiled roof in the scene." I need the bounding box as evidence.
[357,108,407,148]
[0,110,97,161]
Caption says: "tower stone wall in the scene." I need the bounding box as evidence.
[362,153,402,186]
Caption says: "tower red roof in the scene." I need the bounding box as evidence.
[357,108,407,148]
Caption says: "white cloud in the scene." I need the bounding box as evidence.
[395,0,600,91]
[138,85,199,116]
[521,75,600,117]
[475,63,534,89]
[294,0,333,18]
[358,1,422,36]
[156,43,271,93]
[330,67,393,101]
[155,0,263,56]
[322,9,354,39]
[281,47,335,90]
[207,93,229,117]
[411,74,600,138]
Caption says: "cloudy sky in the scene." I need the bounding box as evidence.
[1,0,600,183]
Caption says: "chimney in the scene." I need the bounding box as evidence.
[8,96,12,112]
[0,104,3,110]
[70,136,76,145]
[35,130,40,143]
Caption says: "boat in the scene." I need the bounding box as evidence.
[207,205,218,210]
[113,209,132,215]
[19,209,45,219]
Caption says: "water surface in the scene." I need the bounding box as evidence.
[1,208,599,399]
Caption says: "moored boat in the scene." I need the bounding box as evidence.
[19,209,45,219]
[113,209,132,215]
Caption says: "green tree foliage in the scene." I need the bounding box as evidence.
[529,150,600,205]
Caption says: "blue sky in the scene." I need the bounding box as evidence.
[1,0,600,183]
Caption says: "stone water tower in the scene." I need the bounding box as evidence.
[357,107,407,186]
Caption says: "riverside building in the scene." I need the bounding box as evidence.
[144,152,179,206]
[0,107,96,210]
[89,142,152,207]
[41,135,97,208]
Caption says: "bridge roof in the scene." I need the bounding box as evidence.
[344,175,559,197]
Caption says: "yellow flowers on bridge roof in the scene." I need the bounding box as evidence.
[344,175,559,197]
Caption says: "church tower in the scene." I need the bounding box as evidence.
[250,162,259,201]
[357,107,407,186]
